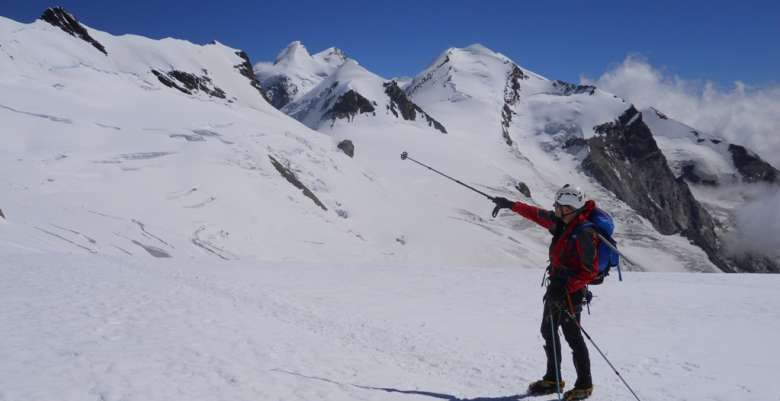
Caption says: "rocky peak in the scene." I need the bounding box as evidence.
[584,106,779,272]
[39,7,107,55]
[583,106,728,269]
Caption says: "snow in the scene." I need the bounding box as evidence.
[0,16,728,273]
[642,108,738,182]
[1,17,630,271]
[2,248,778,401]
[253,41,347,105]
[1,11,778,401]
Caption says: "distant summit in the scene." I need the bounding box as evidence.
[254,41,348,109]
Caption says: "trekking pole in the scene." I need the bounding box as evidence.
[564,310,643,401]
[549,313,563,401]
[400,151,494,200]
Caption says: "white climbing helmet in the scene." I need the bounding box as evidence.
[554,184,585,209]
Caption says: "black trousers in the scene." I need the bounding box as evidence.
[540,289,592,388]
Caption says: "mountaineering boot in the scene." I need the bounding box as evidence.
[562,385,593,400]
[527,378,564,395]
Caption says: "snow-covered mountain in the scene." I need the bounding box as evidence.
[281,58,447,134]
[643,107,778,187]
[0,8,397,264]
[4,9,780,401]
[258,42,779,273]
[0,8,605,270]
[253,41,347,109]
[2,9,778,272]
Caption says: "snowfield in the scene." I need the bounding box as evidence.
[2,9,780,401]
[2,247,778,401]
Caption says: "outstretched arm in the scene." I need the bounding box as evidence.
[510,201,557,230]
[492,196,558,230]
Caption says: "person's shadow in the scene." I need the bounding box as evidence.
[271,369,553,401]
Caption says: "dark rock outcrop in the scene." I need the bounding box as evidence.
[325,90,375,122]
[504,65,528,104]
[151,70,226,98]
[552,80,596,96]
[40,7,107,55]
[728,253,780,273]
[500,65,529,146]
[728,144,778,183]
[233,50,271,103]
[152,70,191,94]
[582,106,732,271]
[501,104,514,146]
[337,140,354,157]
[268,155,327,211]
[383,81,447,133]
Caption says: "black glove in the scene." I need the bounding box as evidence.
[491,197,514,218]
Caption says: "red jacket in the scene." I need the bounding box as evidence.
[511,200,600,293]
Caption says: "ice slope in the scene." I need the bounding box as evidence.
[2,247,777,401]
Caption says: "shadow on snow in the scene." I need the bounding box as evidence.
[271,369,546,401]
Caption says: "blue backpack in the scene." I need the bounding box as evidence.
[574,208,621,284]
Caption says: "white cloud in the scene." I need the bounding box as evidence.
[582,56,780,168]
[722,187,780,260]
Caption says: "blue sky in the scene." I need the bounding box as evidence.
[2,0,778,86]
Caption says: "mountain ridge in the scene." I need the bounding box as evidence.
[2,9,778,272]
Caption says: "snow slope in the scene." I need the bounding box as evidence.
[2,12,647,271]
[0,13,395,264]
[2,247,777,401]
